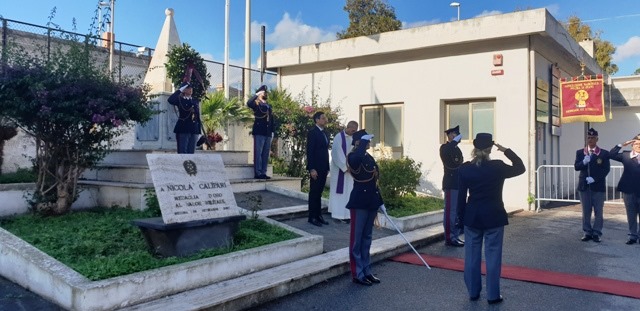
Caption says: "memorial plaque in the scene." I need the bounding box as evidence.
[146,154,241,224]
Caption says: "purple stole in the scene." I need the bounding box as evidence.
[336,131,347,194]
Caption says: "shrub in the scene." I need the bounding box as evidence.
[377,157,422,199]
[0,31,154,215]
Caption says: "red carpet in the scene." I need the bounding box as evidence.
[390,253,640,299]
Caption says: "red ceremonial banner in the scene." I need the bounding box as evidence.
[559,78,605,123]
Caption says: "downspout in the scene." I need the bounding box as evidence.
[527,35,536,211]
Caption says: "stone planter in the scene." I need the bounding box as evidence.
[377,209,444,232]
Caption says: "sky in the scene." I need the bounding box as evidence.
[1,0,639,76]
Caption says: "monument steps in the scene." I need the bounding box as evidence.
[74,150,302,210]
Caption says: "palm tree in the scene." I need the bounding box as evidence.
[200,91,253,149]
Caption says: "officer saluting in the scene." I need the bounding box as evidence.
[440,125,464,247]
[168,82,201,154]
[346,130,384,286]
[247,85,275,179]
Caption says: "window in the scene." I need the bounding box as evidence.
[361,104,403,158]
[446,100,495,141]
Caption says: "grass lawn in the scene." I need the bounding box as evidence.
[0,207,298,281]
[385,196,444,218]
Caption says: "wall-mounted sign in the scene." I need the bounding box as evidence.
[491,69,504,76]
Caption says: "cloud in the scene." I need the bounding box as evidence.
[613,36,640,62]
[475,10,502,18]
[402,19,440,29]
[258,12,336,49]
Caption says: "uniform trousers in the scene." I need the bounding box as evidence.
[253,135,272,177]
[579,190,605,237]
[349,208,378,279]
[623,193,640,240]
[444,189,462,242]
[176,133,198,154]
[464,225,504,301]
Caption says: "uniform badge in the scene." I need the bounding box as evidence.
[597,158,602,164]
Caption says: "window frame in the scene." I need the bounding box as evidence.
[360,103,404,157]
[445,99,496,143]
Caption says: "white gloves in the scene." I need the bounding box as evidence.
[453,134,462,142]
[179,83,190,92]
[379,204,387,214]
[582,155,591,165]
[361,134,374,141]
[586,177,595,184]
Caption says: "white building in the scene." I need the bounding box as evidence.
[265,8,640,212]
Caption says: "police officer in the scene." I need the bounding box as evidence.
[574,128,611,242]
[346,130,383,286]
[247,85,275,179]
[440,125,464,247]
[168,82,201,154]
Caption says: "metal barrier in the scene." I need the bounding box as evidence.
[535,165,624,211]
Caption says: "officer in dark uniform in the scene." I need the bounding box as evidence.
[574,128,611,242]
[346,130,383,286]
[247,85,275,179]
[440,125,464,247]
[168,82,201,154]
[609,134,640,245]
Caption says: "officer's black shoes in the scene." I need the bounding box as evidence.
[592,235,601,243]
[352,277,373,286]
[445,240,464,247]
[581,234,592,242]
[487,296,503,305]
[469,295,480,301]
[365,274,380,284]
[626,238,637,245]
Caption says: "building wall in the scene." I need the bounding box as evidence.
[278,38,534,211]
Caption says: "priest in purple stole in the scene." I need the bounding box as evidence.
[329,121,359,223]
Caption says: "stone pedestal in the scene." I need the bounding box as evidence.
[134,92,178,150]
[132,215,246,257]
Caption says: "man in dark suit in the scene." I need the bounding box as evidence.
[247,85,275,179]
[574,128,610,243]
[457,133,525,304]
[306,111,330,227]
[168,83,201,154]
[609,134,640,244]
[440,125,464,247]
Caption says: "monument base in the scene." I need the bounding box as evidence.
[132,215,247,257]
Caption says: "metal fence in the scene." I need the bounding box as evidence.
[535,165,624,211]
[0,17,275,93]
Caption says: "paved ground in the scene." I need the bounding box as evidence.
[254,203,640,311]
[2,195,639,311]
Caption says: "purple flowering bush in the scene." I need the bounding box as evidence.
[0,41,154,215]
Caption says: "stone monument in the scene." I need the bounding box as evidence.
[132,153,246,257]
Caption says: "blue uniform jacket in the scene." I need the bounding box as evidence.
[609,145,640,195]
[306,126,330,173]
[246,95,274,137]
[574,147,610,192]
[168,90,201,134]
[440,140,463,190]
[457,149,525,230]
[346,141,384,211]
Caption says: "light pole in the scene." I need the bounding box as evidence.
[450,2,460,21]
